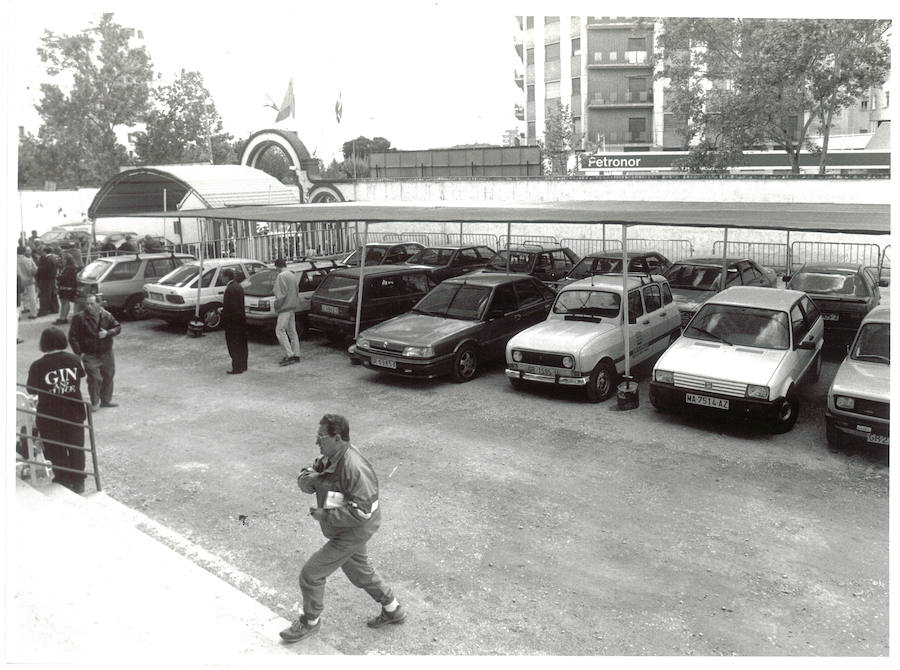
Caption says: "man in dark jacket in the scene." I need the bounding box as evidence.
[68,294,122,410]
[35,248,59,316]
[221,268,248,374]
[280,414,405,643]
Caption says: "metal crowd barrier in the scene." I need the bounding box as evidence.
[498,234,559,248]
[712,241,790,273]
[788,241,882,274]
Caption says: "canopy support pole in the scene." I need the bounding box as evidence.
[622,223,631,378]
[354,221,368,340]
[505,222,511,274]
[721,226,729,289]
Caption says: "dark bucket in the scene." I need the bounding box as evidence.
[616,378,639,410]
[186,319,205,337]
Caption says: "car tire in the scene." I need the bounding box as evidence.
[586,360,616,403]
[202,305,222,331]
[124,294,148,320]
[771,391,800,434]
[450,344,479,383]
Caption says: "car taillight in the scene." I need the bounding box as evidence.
[166,295,185,304]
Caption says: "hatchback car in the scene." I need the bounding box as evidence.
[38,226,92,251]
[353,273,555,382]
[554,250,672,290]
[650,286,824,433]
[340,242,425,267]
[506,274,681,401]
[825,305,890,451]
[786,262,884,342]
[308,265,436,341]
[242,259,344,335]
[664,257,778,328]
[142,257,267,329]
[481,243,580,284]
[403,244,496,283]
[77,252,195,319]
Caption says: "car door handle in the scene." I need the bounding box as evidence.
[641,320,650,325]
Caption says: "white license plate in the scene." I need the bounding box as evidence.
[522,364,555,376]
[321,304,339,315]
[866,433,889,445]
[686,393,729,410]
[823,313,840,321]
[149,292,163,301]
[371,357,396,369]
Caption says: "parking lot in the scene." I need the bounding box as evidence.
[14,313,889,656]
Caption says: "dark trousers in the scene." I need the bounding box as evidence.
[299,537,393,619]
[37,278,58,314]
[82,351,115,405]
[37,417,85,487]
[224,325,248,372]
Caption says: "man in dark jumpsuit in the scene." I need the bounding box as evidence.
[221,268,248,374]
[280,414,405,642]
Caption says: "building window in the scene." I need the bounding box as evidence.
[545,43,560,61]
[572,77,581,95]
[628,117,647,142]
[861,99,869,111]
[627,37,646,51]
[545,81,560,98]
[544,16,558,24]
[527,85,535,102]
[527,121,536,140]
[526,17,534,29]
[572,37,581,55]
[526,48,534,66]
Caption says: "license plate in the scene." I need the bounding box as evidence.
[823,313,839,321]
[371,357,396,369]
[866,433,889,445]
[522,364,555,376]
[149,292,163,301]
[321,304,339,315]
[686,393,729,410]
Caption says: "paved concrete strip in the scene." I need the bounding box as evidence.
[8,479,340,662]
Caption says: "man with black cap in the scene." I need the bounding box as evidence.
[221,267,248,374]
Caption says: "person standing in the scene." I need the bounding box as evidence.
[68,294,121,410]
[26,327,88,493]
[280,414,405,643]
[35,248,58,316]
[56,253,78,325]
[273,258,301,366]
[16,245,38,318]
[221,267,248,374]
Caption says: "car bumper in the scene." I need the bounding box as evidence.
[308,314,361,336]
[649,382,783,423]
[504,368,588,387]
[144,303,195,321]
[825,409,890,447]
[353,349,454,379]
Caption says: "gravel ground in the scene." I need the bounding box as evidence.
[14,312,889,656]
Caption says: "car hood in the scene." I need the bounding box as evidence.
[360,313,479,345]
[508,318,619,353]
[656,338,787,386]
[671,288,716,310]
[830,358,890,402]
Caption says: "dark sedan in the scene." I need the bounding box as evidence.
[403,244,496,283]
[352,273,555,382]
[554,249,672,289]
[481,243,580,284]
[786,262,884,342]
[341,241,424,267]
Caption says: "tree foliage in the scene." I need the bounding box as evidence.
[133,70,235,164]
[539,103,579,176]
[657,18,890,174]
[31,13,155,186]
[341,136,392,159]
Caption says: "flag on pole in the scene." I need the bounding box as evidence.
[335,90,343,124]
[275,79,295,122]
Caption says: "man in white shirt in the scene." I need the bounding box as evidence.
[273,258,301,366]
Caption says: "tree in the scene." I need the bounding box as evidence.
[657,18,890,174]
[340,136,392,159]
[32,13,155,186]
[133,70,235,165]
[539,103,579,176]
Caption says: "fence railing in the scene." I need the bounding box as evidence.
[498,234,559,248]
[789,241,882,274]
[15,385,100,492]
[712,241,791,273]
[561,238,694,261]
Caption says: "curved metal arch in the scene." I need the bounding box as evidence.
[87,168,201,219]
[309,184,346,202]
[241,129,311,170]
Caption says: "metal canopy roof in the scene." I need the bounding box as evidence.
[129,199,890,234]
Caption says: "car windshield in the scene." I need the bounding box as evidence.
[790,271,866,297]
[413,283,491,320]
[666,264,733,290]
[553,289,620,318]
[685,304,789,349]
[316,275,358,302]
[486,250,533,272]
[851,322,890,363]
[344,247,387,266]
[243,269,278,296]
[80,259,113,281]
[568,257,623,279]
[159,265,200,287]
[408,248,453,266]
[40,230,67,242]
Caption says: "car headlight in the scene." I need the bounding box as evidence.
[835,395,855,410]
[654,369,674,384]
[512,350,523,362]
[562,355,574,369]
[746,385,769,400]
[356,338,370,350]
[403,345,434,358]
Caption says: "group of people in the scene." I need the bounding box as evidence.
[17,235,84,326]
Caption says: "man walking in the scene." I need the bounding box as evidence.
[68,294,121,411]
[273,258,301,366]
[280,414,405,643]
[221,268,248,374]
[16,246,38,318]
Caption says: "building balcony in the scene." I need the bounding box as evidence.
[588,91,653,108]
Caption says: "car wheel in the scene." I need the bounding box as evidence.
[450,345,478,383]
[808,352,822,383]
[586,360,616,403]
[295,314,309,340]
[124,294,148,320]
[771,392,799,434]
[202,305,222,331]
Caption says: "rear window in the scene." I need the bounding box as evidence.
[408,248,454,266]
[790,270,866,297]
[317,275,359,301]
[159,265,200,287]
[80,259,114,281]
[486,250,533,272]
[243,269,278,296]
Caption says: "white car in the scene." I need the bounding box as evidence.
[142,257,267,329]
[649,286,824,433]
[825,305,890,451]
[505,274,682,402]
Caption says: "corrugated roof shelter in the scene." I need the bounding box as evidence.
[87,164,300,219]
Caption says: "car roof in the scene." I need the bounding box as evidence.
[563,275,666,292]
[359,241,424,248]
[95,252,194,262]
[444,272,536,287]
[417,244,478,251]
[331,265,432,278]
[796,262,863,273]
[862,305,890,324]
[708,286,805,310]
[183,257,259,267]
[500,243,567,252]
[581,250,665,259]
[672,257,750,266]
